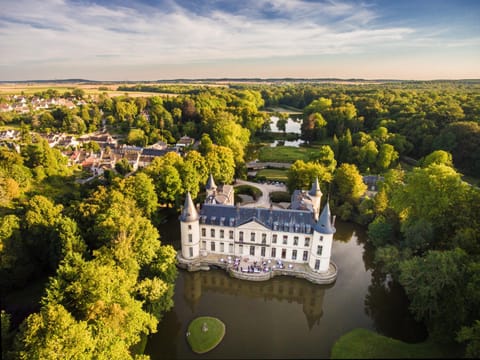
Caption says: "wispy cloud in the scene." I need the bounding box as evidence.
[0,0,478,79]
[0,0,412,63]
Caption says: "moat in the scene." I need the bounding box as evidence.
[144,215,427,359]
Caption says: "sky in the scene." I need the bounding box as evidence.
[0,0,479,81]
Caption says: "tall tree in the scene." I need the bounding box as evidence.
[287,160,332,193]
[123,172,158,217]
[399,248,468,341]
[333,163,367,204]
[204,145,235,184]
[13,304,94,360]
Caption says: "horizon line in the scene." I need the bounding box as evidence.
[1,77,480,84]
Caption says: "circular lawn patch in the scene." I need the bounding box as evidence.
[186,316,225,354]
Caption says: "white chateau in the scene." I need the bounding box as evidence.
[177,175,338,284]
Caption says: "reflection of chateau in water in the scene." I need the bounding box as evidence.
[183,270,332,330]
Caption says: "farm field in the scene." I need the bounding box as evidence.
[0,82,177,97]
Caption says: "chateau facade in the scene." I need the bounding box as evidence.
[178,175,337,284]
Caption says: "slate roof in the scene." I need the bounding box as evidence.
[199,204,316,234]
[316,202,336,234]
[309,177,322,196]
[290,190,315,212]
[180,193,199,222]
[206,174,217,190]
[141,148,169,157]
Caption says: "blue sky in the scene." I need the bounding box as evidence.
[0,0,479,80]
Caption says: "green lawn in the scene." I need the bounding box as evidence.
[258,146,319,163]
[186,316,225,354]
[234,185,262,200]
[270,191,291,203]
[331,328,460,359]
[256,168,288,181]
[256,143,334,163]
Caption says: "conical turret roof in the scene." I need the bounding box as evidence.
[309,177,322,196]
[315,201,335,234]
[180,192,199,222]
[206,174,217,190]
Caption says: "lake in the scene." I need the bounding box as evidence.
[144,216,426,359]
[269,116,302,134]
[268,116,304,148]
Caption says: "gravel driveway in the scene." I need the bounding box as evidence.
[234,179,288,209]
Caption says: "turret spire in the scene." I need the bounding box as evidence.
[315,201,335,234]
[206,173,217,191]
[309,177,322,196]
[180,192,199,222]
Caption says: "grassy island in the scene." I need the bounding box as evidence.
[186,316,226,354]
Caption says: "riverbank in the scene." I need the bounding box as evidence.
[331,328,462,359]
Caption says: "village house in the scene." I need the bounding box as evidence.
[175,135,194,149]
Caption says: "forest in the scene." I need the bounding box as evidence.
[1,80,480,358]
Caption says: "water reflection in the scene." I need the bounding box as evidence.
[269,139,304,147]
[269,116,302,133]
[145,309,182,359]
[365,275,427,343]
[183,270,333,331]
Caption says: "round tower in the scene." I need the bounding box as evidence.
[309,201,335,273]
[179,192,200,260]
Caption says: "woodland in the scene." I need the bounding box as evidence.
[1,80,479,358]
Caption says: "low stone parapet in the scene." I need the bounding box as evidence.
[177,253,337,285]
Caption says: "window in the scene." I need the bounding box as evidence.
[201,228,206,237]
[304,237,310,247]
[239,231,244,242]
[262,233,267,244]
[201,241,206,250]
[188,234,192,243]
[293,236,299,246]
[211,242,215,251]
[189,247,193,257]
[229,243,234,253]
[317,245,323,256]
[315,259,320,270]
[220,242,224,252]
[283,235,288,245]
[320,236,324,241]
[239,244,243,254]
[250,246,255,256]
[188,224,192,230]
[281,248,286,259]
[261,247,266,257]
[211,229,215,238]
[271,247,276,258]
[251,232,256,242]
[229,230,234,239]
[292,250,297,260]
[220,229,224,239]
[272,234,277,244]
[303,250,308,261]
